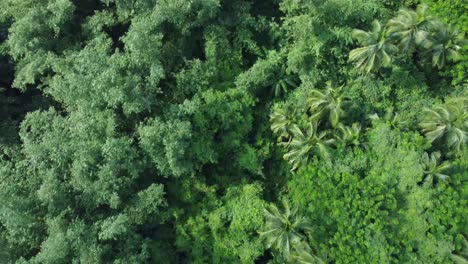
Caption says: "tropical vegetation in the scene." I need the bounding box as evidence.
[0,0,466,263]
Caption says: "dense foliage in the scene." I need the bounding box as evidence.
[0,0,466,263]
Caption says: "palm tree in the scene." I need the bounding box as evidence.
[386,4,433,52]
[420,151,451,185]
[259,199,313,259]
[420,22,466,69]
[369,108,409,129]
[349,20,397,73]
[283,123,335,170]
[451,236,468,264]
[291,241,325,264]
[336,123,362,147]
[419,98,467,152]
[270,105,298,142]
[451,255,468,264]
[308,82,350,127]
[274,71,298,98]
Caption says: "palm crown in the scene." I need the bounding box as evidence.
[259,199,313,259]
[420,97,467,152]
[369,108,410,129]
[336,123,362,147]
[270,106,298,141]
[420,151,451,185]
[291,241,325,264]
[386,4,433,52]
[349,20,397,73]
[308,82,350,128]
[283,123,335,170]
[421,22,466,69]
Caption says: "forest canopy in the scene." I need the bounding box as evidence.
[0,0,466,263]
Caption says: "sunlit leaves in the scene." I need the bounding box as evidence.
[288,124,465,263]
[176,183,265,263]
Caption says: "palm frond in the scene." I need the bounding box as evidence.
[259,200,313,260]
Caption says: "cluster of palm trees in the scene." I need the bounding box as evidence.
[264,5,466,263]
[270,4,467,173]
[270,82,359,170]
[269,5,466,176]
[259,199,324,263]
[266,95,466,260]
[271,81,466,178]
[349,4,466,73]
[418,96,467,184]
[346,2,467,187]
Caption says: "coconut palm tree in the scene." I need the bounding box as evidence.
[349,20,397,73]
[369,108,410,129]
[451,255,468,264]
[270,105,298,142]
[420,151,451,185]
[386,4,434,52]
[419,98,467,152]
[259,199,313,259]
[451,236,468,264]
[308,82,350,128]
[336,123,362,147]
[283,123,335,170]
[291,241,325,264]
[420,22,466,69]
